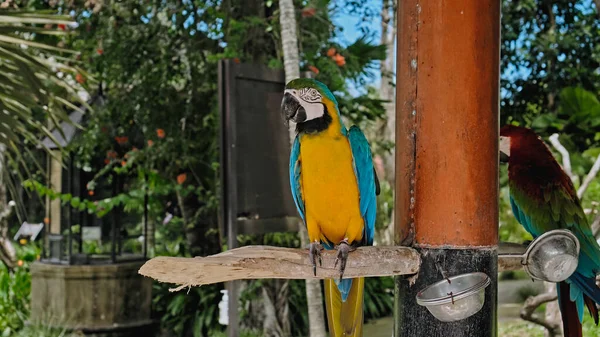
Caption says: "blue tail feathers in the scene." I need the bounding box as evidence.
[336,278,353,302]
[564,271,600,323]
[322,241,354,302]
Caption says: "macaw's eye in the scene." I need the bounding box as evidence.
[300,88,321,103]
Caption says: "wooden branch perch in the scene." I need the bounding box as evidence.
[520,292,560,337]
[139,245,421,292]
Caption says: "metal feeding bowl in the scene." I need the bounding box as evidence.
[522,229,580,282]
[416,272,491,322]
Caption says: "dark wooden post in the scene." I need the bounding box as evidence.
[394,1,500,336]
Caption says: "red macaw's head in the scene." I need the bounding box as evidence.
[499,125,573,192]
[499,125,553,165]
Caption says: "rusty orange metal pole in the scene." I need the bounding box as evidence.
[394,0,500,335]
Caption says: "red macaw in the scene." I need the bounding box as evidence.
[500,125,600,336]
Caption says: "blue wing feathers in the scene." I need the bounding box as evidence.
[510,196,539,237]
[289,135,305,221]
[348,126,377,246]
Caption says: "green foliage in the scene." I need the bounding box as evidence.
[0,267,29,336]
[153,283,225,337]
[288,279,309,334]
[210,329,263,337]
[499,314,600,337]
[582,313,600,336]
[339,86,387,126]
[530,87,600,151]
[363,277,394,321]
[10,325,78,337]
[60,1,223,251]
[0,8,88,150]
[22,172,198,218]
[0,244,40,336]
[497,321,545,337]
[516,284,542,303]
[375,180,393,231]
[501,0,600,128]
[0,6,92,224]
[499,270,531,281]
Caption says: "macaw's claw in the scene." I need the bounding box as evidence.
[308,242,323,276]
[334,239,356,281]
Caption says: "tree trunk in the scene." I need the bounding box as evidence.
[299,225,327,337]
[544,282,562,337]
[379,0,396,184]
[374,0,397,246]
[280,0,301,145]
[279,0,327,336]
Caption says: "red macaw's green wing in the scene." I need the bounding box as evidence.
[510,178,600,328]
[509,180,600,275]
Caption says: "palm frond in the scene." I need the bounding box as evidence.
[0,9,90,221]
[0,9,88,149]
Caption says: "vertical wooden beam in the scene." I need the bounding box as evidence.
[49,150,63,235]
[394,0,500,336]
[219,59,240,337]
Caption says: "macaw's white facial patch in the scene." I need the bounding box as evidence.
[301,101,325,121]
[499,136,510,156]
[284,88,325,122]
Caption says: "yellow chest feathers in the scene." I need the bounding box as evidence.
[299,133,363,244]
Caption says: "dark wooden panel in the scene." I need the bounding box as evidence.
[219,59,299,238]
[234,78,296,219]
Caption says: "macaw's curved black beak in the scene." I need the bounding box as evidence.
[281,93,307,124]
[500,151,509,164]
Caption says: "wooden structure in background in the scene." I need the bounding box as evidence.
[218,59,303,337]
[31,94,154,337]
[31,261,154,336]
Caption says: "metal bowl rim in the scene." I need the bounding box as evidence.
[522,229,580,281]
[522,229,580,264]
[415,272,491,306]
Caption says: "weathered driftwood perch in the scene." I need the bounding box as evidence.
[138,245,421,292]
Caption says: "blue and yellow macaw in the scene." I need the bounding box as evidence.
[281,78,379,337]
